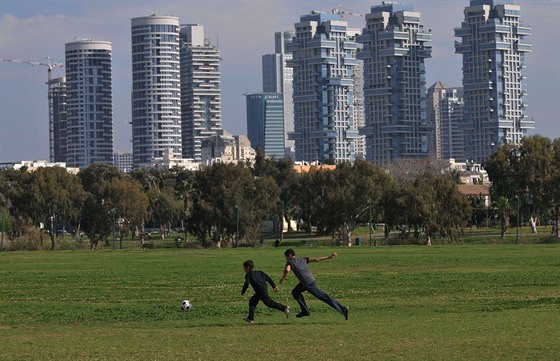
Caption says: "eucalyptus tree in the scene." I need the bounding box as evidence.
[296,159,394,245]
[486,136,557,234]
[19,167,86,250]
[106,177,149,248]
[190,162,279,247]
[252,151,297,241]
[79,164,122,249]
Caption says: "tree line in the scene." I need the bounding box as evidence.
[0,136,558,250]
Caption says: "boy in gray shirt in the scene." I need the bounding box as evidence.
[279,248,348,320]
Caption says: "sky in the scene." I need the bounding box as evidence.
[1,0,559,163]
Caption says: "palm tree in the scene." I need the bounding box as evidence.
[492,196,511,238]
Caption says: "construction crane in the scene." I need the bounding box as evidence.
[1,57,63,84]
[331,5,362,19]
[1,57,64,162]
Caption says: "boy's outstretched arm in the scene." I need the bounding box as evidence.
[308,252,337,263]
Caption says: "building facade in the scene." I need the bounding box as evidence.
[65,40,113,169]
[357,3,432,166]
[131,15,181,168]
[288,12,360,163]
[50,76,67,163]
[113,150,133,173]
[455,0,532,162]
[427,81,465,161]
[180,24,222,161]
[245,93,285,158]
[262,31,295,156]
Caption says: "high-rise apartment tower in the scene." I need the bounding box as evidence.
[455,0,532,162]
[65,40,113,168]
[288,12,360,163]
[180,24,222,161]
[427,82,465,161]
[50,76,67,163]
[357,2,432,166]
[262,31,295,157]
[131,15,181,168]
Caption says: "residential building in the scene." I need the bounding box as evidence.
[288,12,360,163]
[200,131,256,165]
[455,0,532,162]
[50,76,67,163]
[427,81,465,161]
[180,24,222,161]
[245,93,285,158]
[262,31,295,156]
[65,39,113,169]
[113,150,133,173]
[357,2,432,166]
[131,15,181,168]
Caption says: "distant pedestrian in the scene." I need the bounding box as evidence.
[241,260,290,323]
[279,248,348,320]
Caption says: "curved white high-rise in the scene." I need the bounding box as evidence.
[65,40,113,169]
[131,15,181,168]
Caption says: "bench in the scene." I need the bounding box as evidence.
[141,242,154,249]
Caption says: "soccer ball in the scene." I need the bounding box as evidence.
[181,299,192,312]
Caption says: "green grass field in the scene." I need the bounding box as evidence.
[1,244,558,360]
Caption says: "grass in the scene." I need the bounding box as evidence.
[0,244,558,360]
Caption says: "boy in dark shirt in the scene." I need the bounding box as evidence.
[279,248,348,320]
[241,260,290,323]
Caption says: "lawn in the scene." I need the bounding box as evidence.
[0,244,558,360]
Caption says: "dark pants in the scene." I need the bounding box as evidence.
[247,292,287,320]
[291,282,345,315]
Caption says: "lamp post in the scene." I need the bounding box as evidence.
[112,208,116,250]
[515,195,520,244]
[0,210,4,252]
[367,199,372,246]
[235,205,239,248]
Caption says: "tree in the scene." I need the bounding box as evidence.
[295,160,394,245]
[384,170,470,244]
[107,178,149,248]
[79,164,122,249]
[252,153,297,242]
[190,163,279,248]
[486,136,557,234]
[21,167,86,250]
[492,196,511,238]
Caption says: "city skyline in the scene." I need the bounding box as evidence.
[1,0,559,163]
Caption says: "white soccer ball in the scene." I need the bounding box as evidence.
[181,299,192,312]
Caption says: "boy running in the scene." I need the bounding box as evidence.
[279,248,348,320]
[241,260,290,323]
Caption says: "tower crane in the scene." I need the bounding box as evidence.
[330,5,362,19]
[1,57,63,84]
[1,57,64,162]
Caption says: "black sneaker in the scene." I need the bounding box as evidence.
[295,312,310,318]
[343,306,349,321]
[243,318,254,324]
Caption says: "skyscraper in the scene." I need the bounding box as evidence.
[180,24,222,161]
[455,0,532,162]
[288,12,360,163]
[65,40,113,168]
[50,76,66,163]
[131,15,181,168]
[357,2,432,166]
[427,82,465,161]
[262,31,295,156]
[245,93,285,158]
